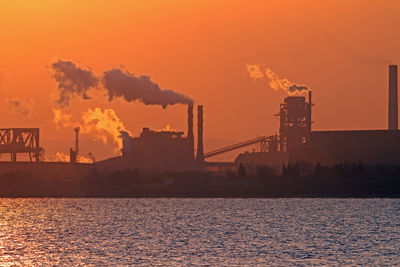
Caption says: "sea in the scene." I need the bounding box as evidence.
[0,198,398,266]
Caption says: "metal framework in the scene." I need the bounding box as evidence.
[203,92,312,160]
[204,135,282,159]
[277,92,312,152]
[0,128,40,162]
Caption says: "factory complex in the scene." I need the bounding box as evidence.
[0,65,400,176]
[237,65,400,169]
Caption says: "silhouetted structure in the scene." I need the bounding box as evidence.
[208,91,312,164]
[96,104,205,171]
[196,105,204,162]
[74,127,80,155]
[291,65,400,165]
[2,65,400,174]
[233,91,312,168]
[187,104,194,150]
[70,148,77,164]
[0,128,40,162]
[290,130,400,165]
[205,136,270,159]
[236,65,400,168]
[238,163,247,177]
[278,91,312,151]
[389,65,398,130]
[128,127,195,170]
[70,127,80,163]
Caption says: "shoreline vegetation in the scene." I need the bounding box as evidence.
[0,162,399,198]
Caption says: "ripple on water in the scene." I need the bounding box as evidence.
[0,198,399,265]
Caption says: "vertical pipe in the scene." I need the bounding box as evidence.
[308,90,312,139]
[196,105,204,161]
[187,104,194,159]
[35,128,40,162]
[76,130,79,153]
[389,65,398,130]
[187,104,194,139]
[74,127,80,156]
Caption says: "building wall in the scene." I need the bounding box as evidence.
[129,135,196,171]
[290,130,400,165]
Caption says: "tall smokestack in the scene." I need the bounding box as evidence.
[196,105,204,161]
[74,127,80,155]
[188,104,194,140]
[187,104,194,159]
[307,90,312,140]
[389,65,398,130]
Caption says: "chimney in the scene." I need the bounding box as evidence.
[307,90,312,140]
[196,105,204,161]
[74,127,80,155]
[389,65,398,130]
[187,104,194,159]
[187,104,194,140]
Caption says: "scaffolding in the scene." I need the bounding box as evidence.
[0,128,40,162]
[277,91,312,152]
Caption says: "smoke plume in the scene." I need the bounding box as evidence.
[53,107,131,152]
[157,124,179,132]
[7,98,35,118]
[78,154,94,163]
[81,108,131,151]
[246,64,310,94]
[103,68,193,108]
[53,108,73,129]
[50,59,98,106]
[50,59,193,108]
[54,152,93,163]
[246,64,264,80]
[55,152,69,162]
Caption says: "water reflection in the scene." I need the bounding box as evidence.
[0,198,398,265]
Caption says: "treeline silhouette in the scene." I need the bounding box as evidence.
[0,161,399,197]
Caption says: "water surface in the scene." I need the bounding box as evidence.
[0,198,399,265]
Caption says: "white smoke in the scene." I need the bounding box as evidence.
[247,63,310,94]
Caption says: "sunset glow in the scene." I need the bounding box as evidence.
[1,0,399,160]
[0,2,399,265]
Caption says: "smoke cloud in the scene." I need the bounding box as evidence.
[55,152,69,162]
[81,108,131,151]
[246,63,310,94]
[53,107,131,152]
[54,152,94,163]
[50,59,193,108]
[50,59,98,106]
[53,108,74,129]
[157,124,179,132]
[246,64,264,80]
[103,68,193,108]
[7,98,35,118]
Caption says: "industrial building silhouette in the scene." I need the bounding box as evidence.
[237,65,400,167]
[0,65,399,173]
[95,104,204,172]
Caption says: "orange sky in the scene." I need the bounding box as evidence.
[0,0,400,161]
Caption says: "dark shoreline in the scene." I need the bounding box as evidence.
[1,166,399,198]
